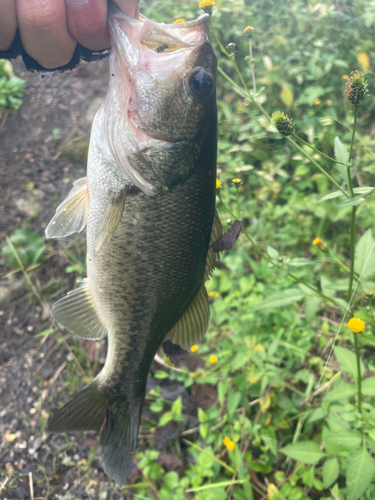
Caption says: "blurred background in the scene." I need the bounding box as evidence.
[1,0,375,499]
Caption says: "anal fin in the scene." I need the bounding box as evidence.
[46,177,88,238]
[50,278,107,340]
[164,285,209,351]
[95,186,128,255]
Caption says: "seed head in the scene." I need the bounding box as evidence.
[344,71,368,106]
[272,111,294,136]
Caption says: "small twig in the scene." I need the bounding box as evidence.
[29,472,34,500]
[41,361,67,403]
[133,458,163,500]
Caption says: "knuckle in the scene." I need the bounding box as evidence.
[19,1,62,30]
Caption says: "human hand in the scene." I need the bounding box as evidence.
[0,0,140,69]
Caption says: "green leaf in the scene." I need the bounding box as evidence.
[199,423,208,440]
[159,412,174,427]
[336,196,364,207]
[305,296,321,322]
[354,186,375,195]
[318,190,345,202]
[280,84,294,107]
[323,383,356,402]
[324,429,362,448]
[354,229,375,280]
[334,346,365,380]
[227,391,242,418]
[267,245,279,261]
[334,136,349,165]
[362,377,375,396]
[280,441,326,464]
[198,407,209,423]
[171,396,182,414]
[322,457,339,489]
[346,446,375,500]
[254,288,307,310]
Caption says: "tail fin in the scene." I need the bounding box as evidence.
[47,381,143,486]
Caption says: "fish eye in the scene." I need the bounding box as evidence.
[187,67,213,101]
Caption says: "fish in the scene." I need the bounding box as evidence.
[45,1,221,486]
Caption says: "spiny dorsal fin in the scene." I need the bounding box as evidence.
[94,187,128,255]
[204,210,222,280]
[46,177,88,239]
[50,278,107,340]
[164,285,209,351]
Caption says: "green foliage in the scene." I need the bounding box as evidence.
[0,60,25,110]
[2,228,46,269]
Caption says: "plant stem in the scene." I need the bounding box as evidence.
[249,39,256,94]
[292,133,348,166]
[354,333,362,415]
[346,105,362,418]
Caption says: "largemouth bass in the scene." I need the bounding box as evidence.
[45,2,220,486]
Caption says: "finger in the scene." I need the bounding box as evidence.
[0,0,17,51]
[16,0,77,69]
[64,0,110,51]
[114,0,140,18]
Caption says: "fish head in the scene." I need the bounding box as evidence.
[108,5,216,143]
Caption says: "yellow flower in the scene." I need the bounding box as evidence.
[254,343,265,353]
[313,237,326,250]
[199,0,215,13]
[357,52,370,72]
[365,152,370,158]
[216,178,221,188]
[314,99,321,105]
[208,291,220,298]
[209,355,218,363]
[268,483,283,500]
[264,414,272,426]
[325,98,332,105]
[348,317,365,333]
[243,26,254,38]
[191,344,199,352]
[223,436,235,451]
[232,178,242,184]
[259,393,271,413]
[174,19,185,23]
[342,74,349,80]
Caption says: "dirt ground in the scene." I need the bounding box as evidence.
[0,58,217,500]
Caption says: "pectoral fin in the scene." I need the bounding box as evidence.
[46,177,88,238]
[94,187,128,255]
[164,285,209,350]
[50,278,107,340]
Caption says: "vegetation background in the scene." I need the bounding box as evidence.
[1,0,375,498]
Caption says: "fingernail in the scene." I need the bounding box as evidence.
[64,0,89,6]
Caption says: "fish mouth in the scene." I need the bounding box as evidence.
[108,2,210,78]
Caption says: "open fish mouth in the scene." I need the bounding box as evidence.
[101,2,216,195]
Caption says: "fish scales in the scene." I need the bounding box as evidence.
[45,2,219,486]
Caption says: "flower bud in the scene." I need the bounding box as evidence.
[271,111,294,136]
[344,70,368,106]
